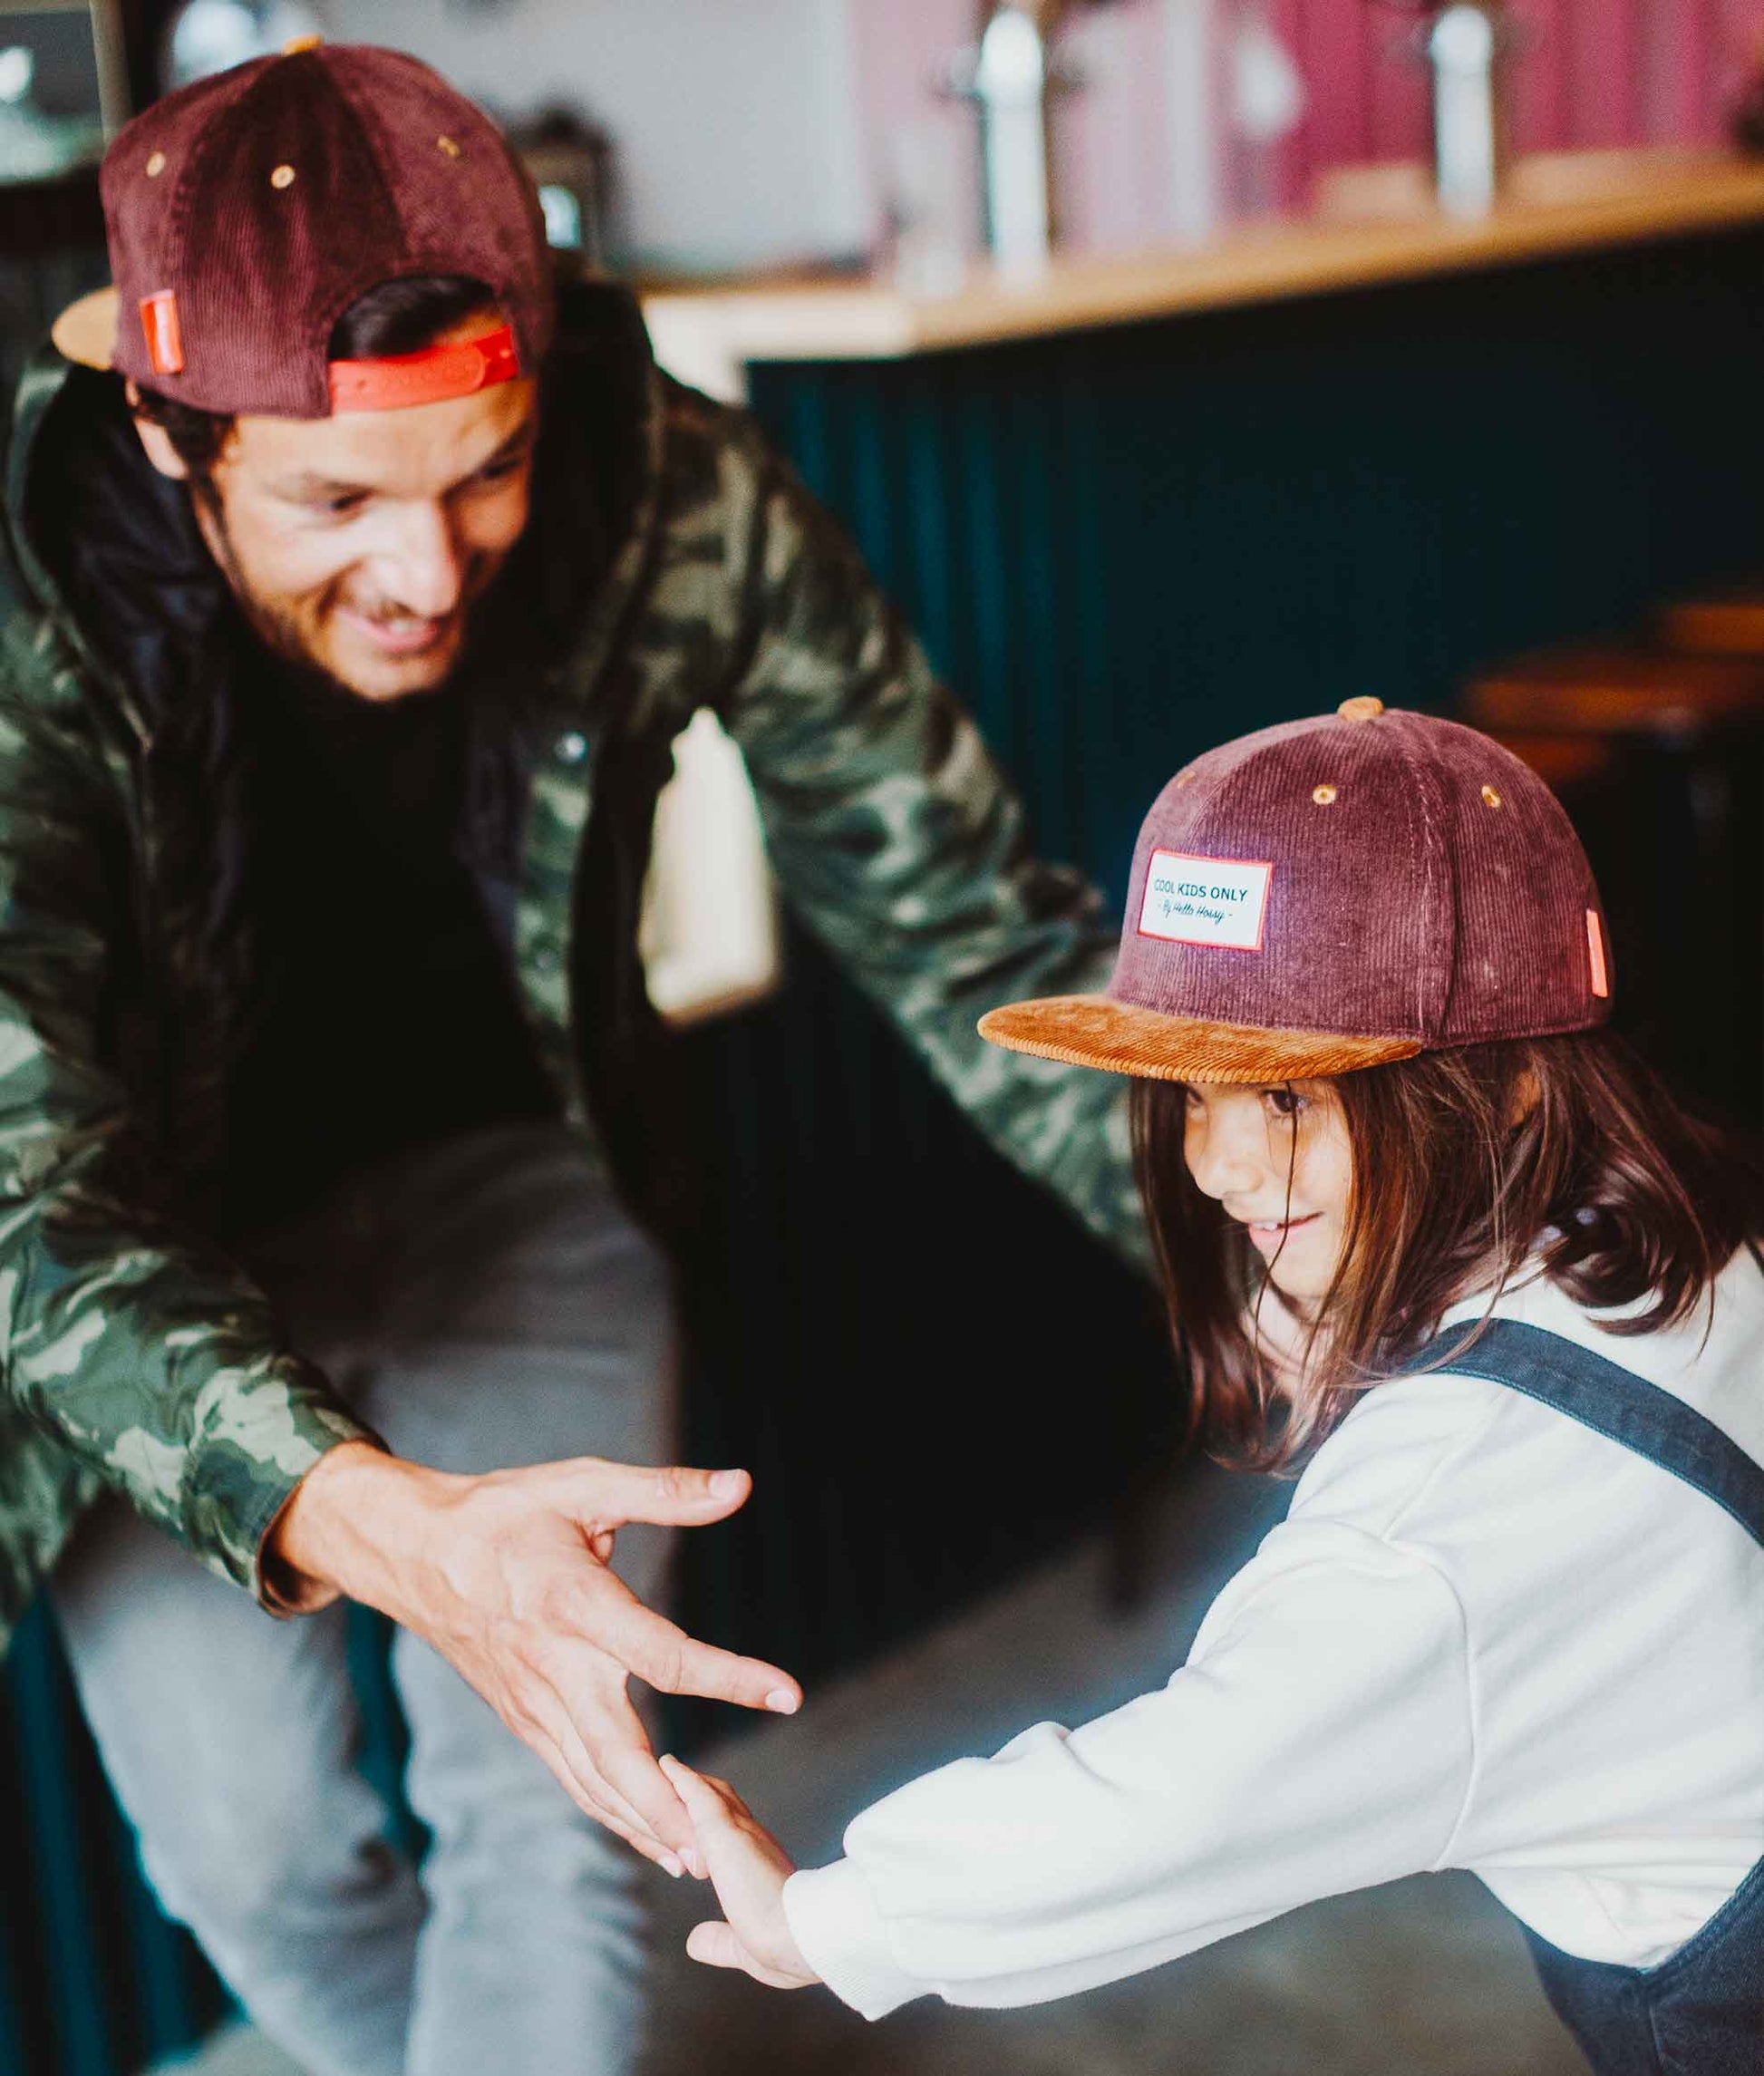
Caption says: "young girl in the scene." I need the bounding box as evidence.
[658,699,1764,2074]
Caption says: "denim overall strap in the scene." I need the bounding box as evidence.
[1409,1319,1764,1547]
[1408,1318,1764,2076]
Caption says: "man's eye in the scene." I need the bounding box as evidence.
[318,492,366,519]
[468,453,528,490]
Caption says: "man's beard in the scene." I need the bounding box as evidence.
[193,480,480,702]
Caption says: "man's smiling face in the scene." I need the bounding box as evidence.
[133,314,538,702]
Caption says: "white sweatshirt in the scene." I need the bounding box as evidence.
[782,1251,1764,2019]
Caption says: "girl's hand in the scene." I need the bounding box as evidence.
[659,1755,821,1990]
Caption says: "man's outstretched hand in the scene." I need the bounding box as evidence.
[268,1441,802,1873]
[662,1756,819,1989]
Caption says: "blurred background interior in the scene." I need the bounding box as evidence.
[6,3,1764,2071]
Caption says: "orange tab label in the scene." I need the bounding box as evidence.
[139,291,184,376]
[1586,909,1609,998]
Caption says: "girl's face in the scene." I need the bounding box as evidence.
[1182,1080,1352,1307]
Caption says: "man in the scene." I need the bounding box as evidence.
[0,41,1142,2076]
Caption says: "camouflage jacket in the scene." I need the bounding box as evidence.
[0,273,1143,1653]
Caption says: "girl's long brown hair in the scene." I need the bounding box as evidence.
[1131,1030,1763,1471]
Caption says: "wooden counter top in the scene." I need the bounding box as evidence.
[644,149,1764,401]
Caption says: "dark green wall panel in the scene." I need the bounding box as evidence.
[750,228,1764,905]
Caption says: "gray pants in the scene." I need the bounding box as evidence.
[53,1126,674,2076]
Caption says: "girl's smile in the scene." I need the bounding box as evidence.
[1241,1209,1323,1253]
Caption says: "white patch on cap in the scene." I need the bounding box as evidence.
[1139,849,1273,951]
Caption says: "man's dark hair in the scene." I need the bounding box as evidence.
[130,273,499,480]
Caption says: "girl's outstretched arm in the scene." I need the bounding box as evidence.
[660,1755,822,1990]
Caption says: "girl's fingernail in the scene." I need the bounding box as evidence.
[766,1688,799,1713]
[684,1848,706,1877]
[662,1852,685,1878]
[710,1470,744,1497]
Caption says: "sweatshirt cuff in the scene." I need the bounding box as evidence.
[783,1860,922,2021]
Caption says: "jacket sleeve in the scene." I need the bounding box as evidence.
[0,664,374,1605]
[780,1521,1475,2018]
[719,437,1149,1273]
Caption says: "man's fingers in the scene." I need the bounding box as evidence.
[590,1704,700,1858]
[572,1460,755,1530]
[579,1796,684,1876]
[529,1650,697,1858]
[593,1586,800,1713]
[539,1699,683,1865]
[523,1722,664,1858]
[518,1688,693,1872]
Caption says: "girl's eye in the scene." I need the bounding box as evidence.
[1261,1084,1306,1119]
[319,492,366,519]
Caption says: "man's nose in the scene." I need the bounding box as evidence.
[373,501,466,618]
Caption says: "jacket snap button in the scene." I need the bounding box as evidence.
[534,946,560,973]
[556,730,587,765]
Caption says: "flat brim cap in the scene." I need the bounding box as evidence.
[979,700,1610,1084]
[977,997,1420,1082]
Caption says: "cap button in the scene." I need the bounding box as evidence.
[1336,695,1385,723]
[282,34,323,53]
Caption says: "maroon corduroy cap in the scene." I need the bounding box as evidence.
[52,41,555,419]
[980,698,1614,1083]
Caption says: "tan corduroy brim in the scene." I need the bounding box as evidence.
[977,994,1422,1083]
[52,287,120,373]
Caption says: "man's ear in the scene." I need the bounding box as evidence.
[125,380,189,482]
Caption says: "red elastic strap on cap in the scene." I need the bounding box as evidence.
[326,323,522,414]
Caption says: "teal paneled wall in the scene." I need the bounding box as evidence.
[750,228,1764,907]
[1,1604,222,2076]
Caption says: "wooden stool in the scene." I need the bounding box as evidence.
[1465,641,1764,741]
[1657,588,1764,658]
[1462,639,1764,1129]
